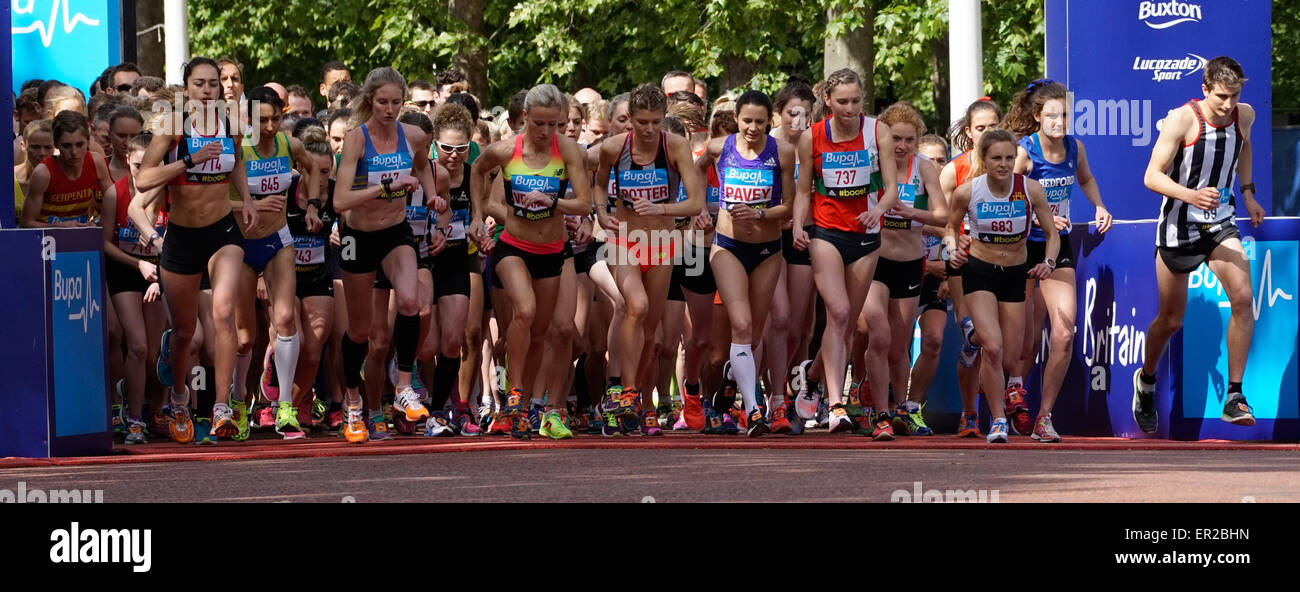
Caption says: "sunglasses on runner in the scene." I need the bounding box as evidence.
[410,100,436,109]
[116,84,134,93]
[437,141,470,154]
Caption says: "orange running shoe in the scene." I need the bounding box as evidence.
[682,392,705,431]
[487,412,514,435]
[769,404,792,434]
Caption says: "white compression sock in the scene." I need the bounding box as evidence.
[729,343,758,413]
[274,333,300,404]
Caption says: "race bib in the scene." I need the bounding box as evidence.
[406,205,430,237]
[185,137,236,181]
[117,223,162,258]
[367,152,413,197]
[294,234,326,265]
[820,150,871,197]
[1041,178,1074,219]
[722,167,774,210]
[1194,187,1234,224]
[882,183,917,230]
[923,234,942,261]
[619,168,670,205]
[247,155,292,196]
[975,200,1029,244]
[509,174,560,220]
[448,209,469,242]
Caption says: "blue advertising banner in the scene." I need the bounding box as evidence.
[1046,0,1273,221]
[10,0,120,95]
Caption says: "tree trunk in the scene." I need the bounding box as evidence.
[136,0,166,78]
[718,56,757,93]
[824,4,875,109]
[448,0,487,99]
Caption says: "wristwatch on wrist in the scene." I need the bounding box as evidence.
[1045,257,1057,269]
[307,199,323,210]
[1241,182,1256,196]
[149,232,162,243]
[380,178,394,201]
[182,153,194,168]
[759,208,766,219]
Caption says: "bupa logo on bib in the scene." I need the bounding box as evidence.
[620,169,669,201]
[1138,1,1202,29]
[724,168,773,203]
[1132,54,1206,83]
[248,156,290,175]
[370,153,410,170]
[511,174,559,197]
[978,201,1026,219]
[823,151,868,168]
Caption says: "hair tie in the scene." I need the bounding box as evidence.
[1026,78,1053,94]
[977,96,991,102]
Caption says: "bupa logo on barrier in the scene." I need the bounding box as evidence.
[1183,238,1297,421]
[1132,53,1206,83]
[1138,1,1203,29]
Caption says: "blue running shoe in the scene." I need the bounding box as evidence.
[987,418,1009,443]
[367,413,393,441]
[529,403,545,433]
[156,329,174,388]
[194,417,217,445]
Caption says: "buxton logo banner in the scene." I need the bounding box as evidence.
[1138,1,1203,29]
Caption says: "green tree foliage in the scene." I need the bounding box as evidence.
[190,0,1291,129]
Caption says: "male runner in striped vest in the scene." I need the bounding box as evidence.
[1133,56,1265,435]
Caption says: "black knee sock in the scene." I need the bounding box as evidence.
[431,354,461,411]
[196,365,216,415]
[574,354,590,409]
[394,313,420,374]
[341,333,369,390]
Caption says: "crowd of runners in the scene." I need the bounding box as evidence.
[9,53,1265,445]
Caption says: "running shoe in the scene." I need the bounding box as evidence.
[746,407,769,438]
[589,409,605,435]
[640,409,663,437]
[150,410,170,438]
[261,345,278,404]
[570,410,590,432]
[828,404,854,434]
[682,392,705,430]
[602,412,622,437]
[1131,368,1158,435]
[720,410,739,435]
[785,401,805,435]
[619,414,639,435]
[957,413,981,438]
[503,387,527,417]
[156,328,174,388]
[368,413,392,441]
[342,400,367,443]
[509,414,531,440]
[672,413,689,431]
[986,418,1009,443]
[212,403,237,439]
[254,405,275,430]
[770,404,792,434]
[701,406,723,435]
[194,417,216,445]
[792,360,819,421]
[1221,394,1256,426]
[424,411,456,437]
[892,400,933,436]
[731,407,747,431]
[312,397,327,428]
[656,402,673,429]
[275,401,306,440]
[616,389,641,420]
[453,411,482,436]
[487,413,514,436]
[529,403,545,433]
[477,405,494,432]
[958,316,980,368]
[393,411,417,436]
[540,410,574,439]
[847,381,862,409]
[325,405,345,431]
[394,386,431,422]
[1031,414,1061,443]
[1004,385,1032,436]
[871,412,895,441]
[125,419,148,445]
[112,380,126,437]
[230,399,251,442]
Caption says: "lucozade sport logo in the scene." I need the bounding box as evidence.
[1183,239,1297,420]
[1132,53,1206,83]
